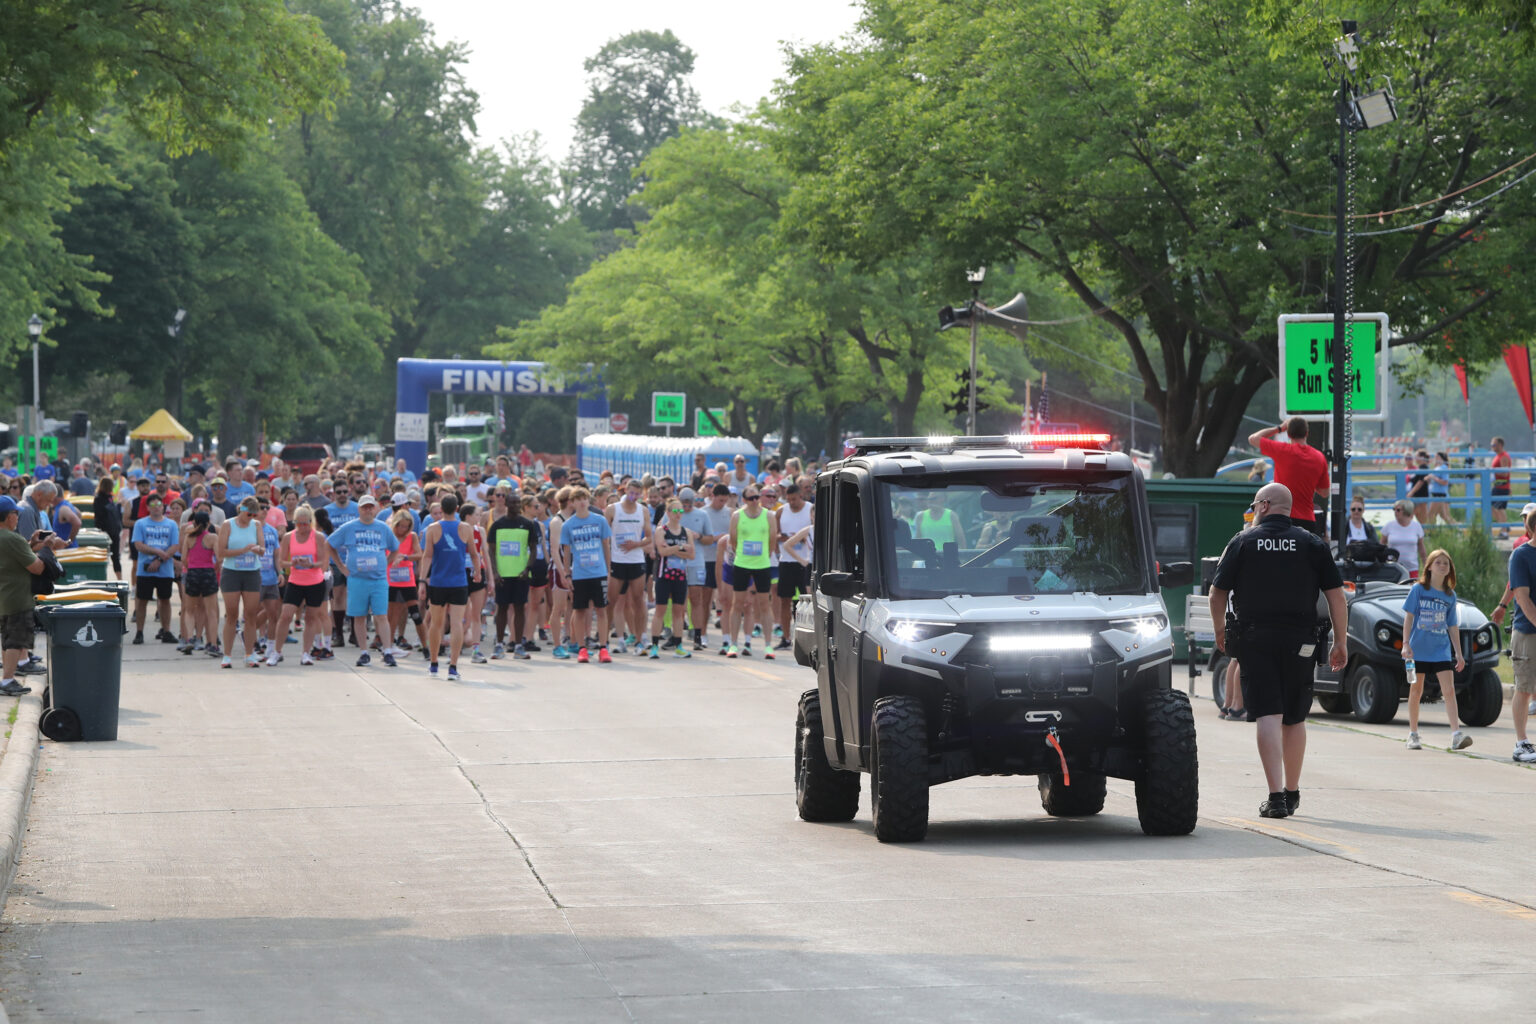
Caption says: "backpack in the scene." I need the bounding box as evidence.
[29,547,65,596]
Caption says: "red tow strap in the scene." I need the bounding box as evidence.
[1047,726,1070,786]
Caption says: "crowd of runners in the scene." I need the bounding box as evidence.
[6,449,820,680]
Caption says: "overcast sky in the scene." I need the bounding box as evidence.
[411,0,866,161]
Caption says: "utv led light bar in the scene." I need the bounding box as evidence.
[989,634,1093,653]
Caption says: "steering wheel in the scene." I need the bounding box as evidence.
[1067,557,1127,587]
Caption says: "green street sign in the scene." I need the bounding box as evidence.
[651,391,686,427]
[17,435,58,474]
[1277,313,1389,422]
[695,407,726,437]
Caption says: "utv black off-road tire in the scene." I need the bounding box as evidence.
[1315,692,1351,715]
[1209,654,1232,708]
[870,695,929,843]
[1459,669,1505,728]
[1349,662,1399,723]
[1135,689,1198,836]
[1038,771,1107,817]
[796,689,860,822]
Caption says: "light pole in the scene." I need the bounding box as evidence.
[1328,21,1396,545]
[166,308,186,417]
[964,268,985,435]
[27,315,42,455]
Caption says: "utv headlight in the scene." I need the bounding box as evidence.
[885,620,955,644]
[1375,625,1392,645]
[1108,615,1168,639]
[1475,628,1493,651]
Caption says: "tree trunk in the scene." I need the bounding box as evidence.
[893,364,924,435]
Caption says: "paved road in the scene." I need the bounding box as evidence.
[1,634,1534,1022]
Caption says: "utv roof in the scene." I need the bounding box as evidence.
[837,435,1137,476]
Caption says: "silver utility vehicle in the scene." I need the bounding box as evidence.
[792,436,1198,842]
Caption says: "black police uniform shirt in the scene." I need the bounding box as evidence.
[1212,515,1343,632]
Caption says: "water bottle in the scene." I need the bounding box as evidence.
[1404,658,1416,683]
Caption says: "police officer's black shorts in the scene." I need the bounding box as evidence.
[1237,628,1316,725]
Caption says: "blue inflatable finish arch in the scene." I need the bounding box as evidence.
[394,358,609,475]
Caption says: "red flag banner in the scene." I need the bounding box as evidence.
[1504,344,1534,428]
[1454,364,1470,404]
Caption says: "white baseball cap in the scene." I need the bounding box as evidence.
[1521,502,1536,520]
[358,494,379,507]
[390,492,409,506]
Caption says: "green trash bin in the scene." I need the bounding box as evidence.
[40,602,125,742]
[75,528,110,549]
[59,560,109,584]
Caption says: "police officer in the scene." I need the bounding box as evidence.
[1209,483,1347,819]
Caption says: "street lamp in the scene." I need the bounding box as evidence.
[27,315,42,449]
[167,308,186,417]
[938,274,1030,436]
[1328,20,1398,546]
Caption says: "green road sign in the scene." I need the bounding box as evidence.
[695,408,726,437]
[1277,313,1389,421]
[651,392,686,427]
[17,435,58,474]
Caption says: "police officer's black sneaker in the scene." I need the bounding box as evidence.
[1259,793,1291,818]
[1285,789,1300,814]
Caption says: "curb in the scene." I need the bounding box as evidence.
[0,692,42,1024]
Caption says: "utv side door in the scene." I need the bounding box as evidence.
[815,474,868,771]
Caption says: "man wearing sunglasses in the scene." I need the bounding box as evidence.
[724,488,778,659]
[1209,483,1347,820]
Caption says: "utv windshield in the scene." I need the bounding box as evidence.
[876,471,1148,598]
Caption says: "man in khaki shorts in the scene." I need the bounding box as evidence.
[1506,504,1536,762]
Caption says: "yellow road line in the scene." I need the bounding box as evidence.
[1216,816,1361,854]
[1448,890,1536,920]
[733,665,780,682]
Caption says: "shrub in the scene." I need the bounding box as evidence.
[1425,517,1505,615]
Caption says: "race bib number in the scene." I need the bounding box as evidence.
[578,550,602,572]
[499,540,522,558]
[354,552,381,573]
[259,550,276,572]
[293,555,311,569]
[742,540,763,557]
[232,553,260,571]
[388,566,412,584]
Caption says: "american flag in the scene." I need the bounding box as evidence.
[1037,375,1049,424]
[496,398,506,435]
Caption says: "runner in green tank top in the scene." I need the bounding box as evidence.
[725,488,779,658]
[912,494,967,550]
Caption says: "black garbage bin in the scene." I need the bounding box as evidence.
[40,602,125,742]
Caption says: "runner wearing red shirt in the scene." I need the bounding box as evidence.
[1249,417,1330,537]
[1491,436,1512,531]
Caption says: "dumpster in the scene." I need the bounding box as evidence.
[74,528,110,549]
[39,602,125,742]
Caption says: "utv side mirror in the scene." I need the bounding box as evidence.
[818,571,862,599]
[1158,561,1194,589]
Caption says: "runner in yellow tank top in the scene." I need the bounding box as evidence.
[912,494,967,550]
[725,487,778,658]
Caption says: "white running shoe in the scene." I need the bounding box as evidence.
[266,652,281,667]
[1451,730,1473,750]
[300,652,315,666]
[1514,739,1536,763]
[1406,732,1421,750]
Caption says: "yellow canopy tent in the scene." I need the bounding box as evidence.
[128,409,193,441]
[129,409,194,461]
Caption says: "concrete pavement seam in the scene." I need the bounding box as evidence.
[350,673,641,1021]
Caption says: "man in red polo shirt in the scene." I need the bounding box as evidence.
[1249,417,1330,537]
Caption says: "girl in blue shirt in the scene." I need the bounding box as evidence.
[1401,548,1470,751]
